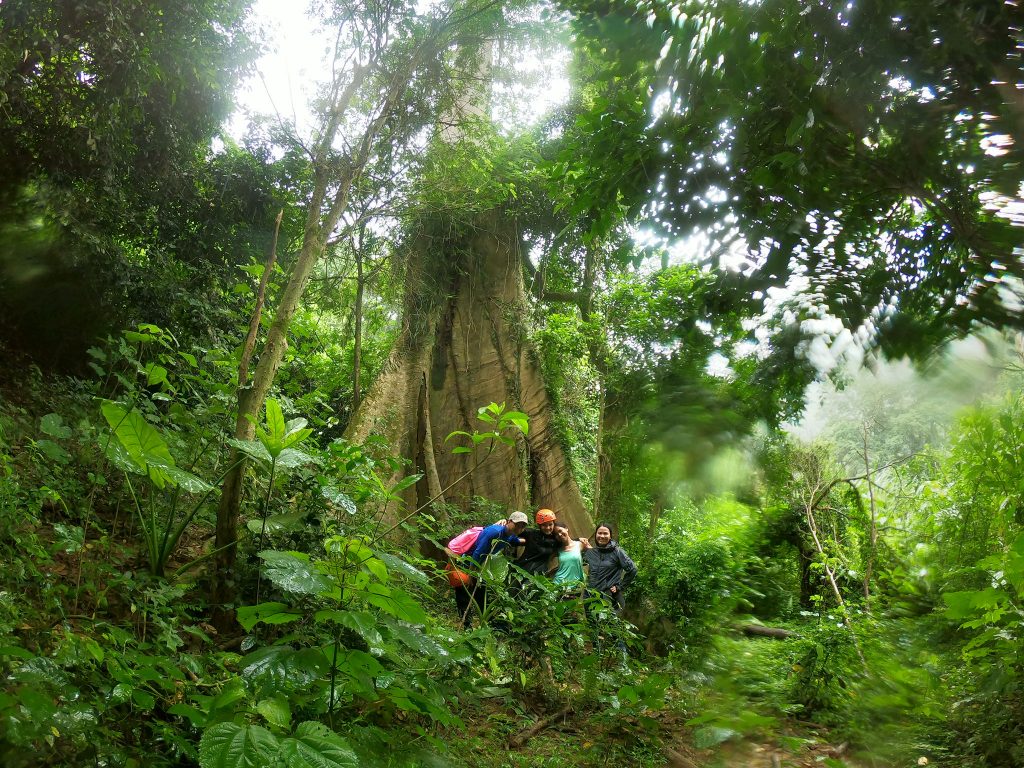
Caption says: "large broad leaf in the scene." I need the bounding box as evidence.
[390,473,423,494]
[943,588,1005,620]
[279,722,358,768]
[100,401,175,487]
[103,437,146,476]
[313,609,383,651]
[275,448,316,470]
[35,439,70,465]
[40,413,71,439]
[241,646,328,689]
[384,618,452,664]
[228,438,272,465]
[258,551,333,595]
[283,418,312,449]
[256,695,291,732]
[693,726,739,749]
[240,645,295,682]
[160,465,213,494]
[360,584,427,625]
[246,512,308,537]
[375,551,428,584]
[199,722,279,768]
[257,398,286,456]
[236,602,304,632]
[499,410,529,436]
[320,486,357,515]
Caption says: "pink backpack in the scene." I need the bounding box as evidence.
[447,526,484,555]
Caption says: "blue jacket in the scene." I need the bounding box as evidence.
[469,523,520,565]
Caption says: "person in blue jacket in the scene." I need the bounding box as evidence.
[468,511,528,564]
[465,511,528,625]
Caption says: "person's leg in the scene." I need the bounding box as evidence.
[453,585,473,628]
[610,590,629,661]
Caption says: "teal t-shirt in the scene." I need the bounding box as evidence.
[553,542,584,586]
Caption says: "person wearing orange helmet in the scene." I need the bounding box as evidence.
[514,508,561,576]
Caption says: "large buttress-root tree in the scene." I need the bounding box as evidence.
[210,0,503,624]
[347,208,594,537]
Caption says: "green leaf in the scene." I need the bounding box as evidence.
[313,609,384,650]
[35,439,71,465]
[246,512,308,536]
[228,438,272,464]
[693,725,739,748]
[100,400,175,486]
[784,114,804,146]
[361,584,427,625]
[276,448,316,470]
[279,722,358,768]
[385,620,451,663]
[283,418,312,448]
[168,702,207,727]
[207,678,248,717]
[320,486,357,515]
[451,446,472,454]
[199,722,280,768]
[363,556,388,583]
[160,465,213,494]
[53,524,85,553]
[264,399,286,452]
[390,473,423,494]
[40,413,71,439]
[374,551,428,584]
[259,551,333,595]
[146,363,169,386]
[256,695,291,732]
[499,410,529,436]
[103,437,145,476]
[943,588,1004,620]
[240,646,327,687]
[0,646,35,660]
[236,602,304,632]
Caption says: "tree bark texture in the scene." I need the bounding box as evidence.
[347,209,593,537]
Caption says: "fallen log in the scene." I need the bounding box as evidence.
[508,705,573,749]
[735,623,797,640]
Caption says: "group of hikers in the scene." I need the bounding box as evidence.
[442,508,638,636]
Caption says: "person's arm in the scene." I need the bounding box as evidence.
[618,548,638,591]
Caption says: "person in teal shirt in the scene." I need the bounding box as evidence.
[551,523,584,591]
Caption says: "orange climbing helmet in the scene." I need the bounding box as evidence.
[535,508,557,524]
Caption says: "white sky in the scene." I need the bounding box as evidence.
[228,0,571,142]
[228,0,330,141]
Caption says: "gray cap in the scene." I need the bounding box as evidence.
[508,511,529,524]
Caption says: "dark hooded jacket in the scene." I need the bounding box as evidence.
[515,528,561,575]
[582,541,637,594]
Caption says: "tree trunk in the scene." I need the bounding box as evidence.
[799,541,815,610]
[353,242,364,412]
[861,423,877,611]
[347,209,593,537]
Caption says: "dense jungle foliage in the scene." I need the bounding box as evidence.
[0,0,1022,766]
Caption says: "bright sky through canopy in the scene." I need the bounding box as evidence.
[228,0,571,142]
[228,0,330,141]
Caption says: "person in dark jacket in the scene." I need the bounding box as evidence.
[581,522,637,614]
[515,508,561,576]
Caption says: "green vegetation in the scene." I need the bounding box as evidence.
[1,0,1022,766]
